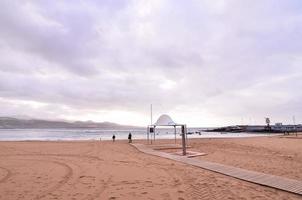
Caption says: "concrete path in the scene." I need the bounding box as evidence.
[131,143,302,196]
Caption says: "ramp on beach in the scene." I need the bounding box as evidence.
[131,143,302,196]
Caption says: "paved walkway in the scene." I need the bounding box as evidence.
[131,143,302,196]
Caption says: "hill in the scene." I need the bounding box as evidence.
[0,117,138,129]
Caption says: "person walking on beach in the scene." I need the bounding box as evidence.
[128,132,132,143]
[112,134,116,142]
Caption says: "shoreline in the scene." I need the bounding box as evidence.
[0,132,289,142]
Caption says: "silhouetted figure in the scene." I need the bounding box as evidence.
[112,134,116,142]
[128,132,132,143]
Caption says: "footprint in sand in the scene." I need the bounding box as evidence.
[161,193,170,198]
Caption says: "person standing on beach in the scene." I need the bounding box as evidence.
[128,132,132,143]
[112,134,116,142]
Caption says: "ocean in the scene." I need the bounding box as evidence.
[0,128,271,141]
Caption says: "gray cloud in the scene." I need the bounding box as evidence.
[0,0,302,126]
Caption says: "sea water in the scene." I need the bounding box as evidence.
[0,128,271,141]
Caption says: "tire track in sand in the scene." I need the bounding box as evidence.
[0,153,106,200]
[0,166,12,184]
[86,176,113,200]
[187,182,215,200]
[0,157,74,200]
[0,153,104,162]
[83,142,113,200]
[31,159,73,200]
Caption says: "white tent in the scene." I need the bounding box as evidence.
[153,114,178,126]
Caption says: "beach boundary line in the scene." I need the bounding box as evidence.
[131,143,302,196]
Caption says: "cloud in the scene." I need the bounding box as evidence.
[0,0,302,126]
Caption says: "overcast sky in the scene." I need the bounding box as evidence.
[0,0,302,126]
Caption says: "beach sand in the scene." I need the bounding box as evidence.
[158,135,302,179]
[0,138,301,200]
[189,135,302,180]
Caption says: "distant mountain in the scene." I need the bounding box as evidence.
[6,115,33,120]
[0,117,139,129]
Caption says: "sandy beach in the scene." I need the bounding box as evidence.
[190,135,302,180]
[0,137,301,200]
[159,135,302,180]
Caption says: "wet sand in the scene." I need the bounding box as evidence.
[0,138,301,200]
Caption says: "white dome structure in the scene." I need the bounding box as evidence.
[153,114,177,126]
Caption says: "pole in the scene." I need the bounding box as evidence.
[185,128,188,146]
[147,126,149,144]
[150,126,153,145]
[174,126,176,144]
[151,104,153,125]
[153,126,156,142]
[181,125,187,156]
[150,104,153,144]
